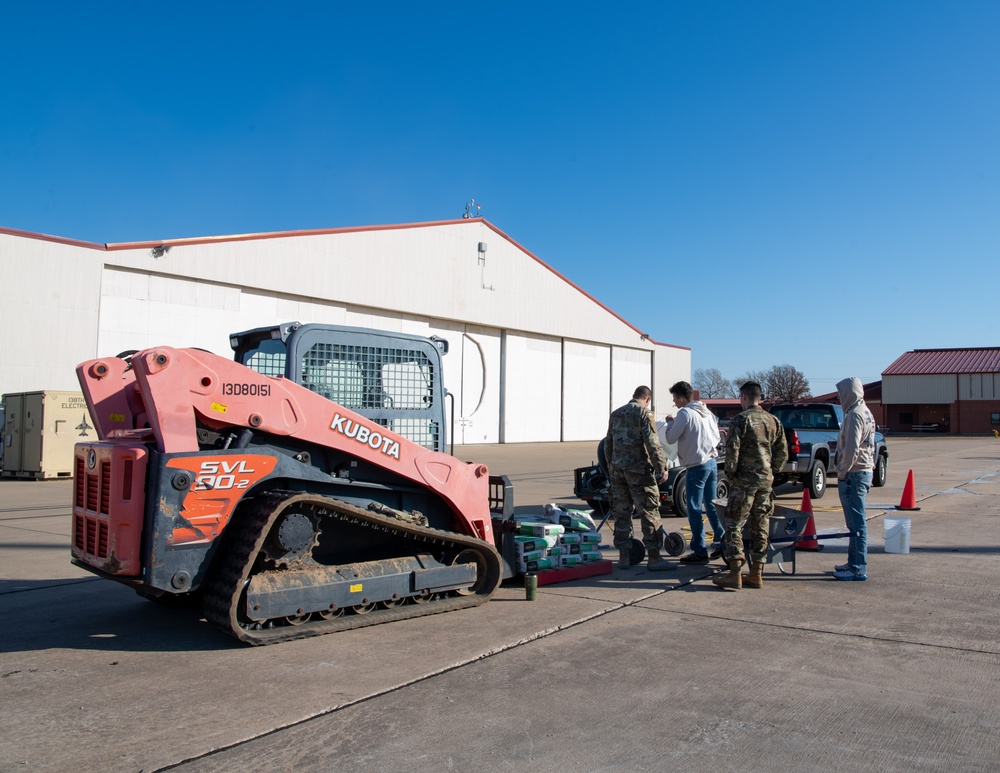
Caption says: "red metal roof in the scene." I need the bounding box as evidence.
[883,349,1000,375]
[812,381,882,403]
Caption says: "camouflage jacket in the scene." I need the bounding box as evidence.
[605,399,667,478]
[725,405,788,489]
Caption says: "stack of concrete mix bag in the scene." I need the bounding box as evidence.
[513,504,604,573]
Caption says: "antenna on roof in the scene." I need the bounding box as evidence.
[463,199,481,219]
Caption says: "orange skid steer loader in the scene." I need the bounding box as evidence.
[71,323,510,645]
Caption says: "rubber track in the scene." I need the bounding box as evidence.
[202,490,503,645]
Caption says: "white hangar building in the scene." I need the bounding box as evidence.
[0,218,690,445]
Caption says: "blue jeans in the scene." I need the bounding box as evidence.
[838,471,872,575]
[686,458,724,556]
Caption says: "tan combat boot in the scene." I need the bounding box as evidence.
[618,548,631,570]
[743,561,764,589]
[712,558,743,590]
[646,549,673,572]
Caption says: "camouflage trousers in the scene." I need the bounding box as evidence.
[609,468,662,550]
[722,484,775,566]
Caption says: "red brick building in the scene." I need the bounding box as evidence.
[882,348,1000,434]
[702,398,743,423]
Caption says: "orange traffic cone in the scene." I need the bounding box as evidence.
[795,488,821,550]
[896,469,921,511]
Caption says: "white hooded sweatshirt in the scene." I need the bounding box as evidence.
[663,401,721,468]
[835,377,876,478]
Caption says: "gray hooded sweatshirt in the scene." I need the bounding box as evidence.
[834,377,876,479]
[663,400,721,468]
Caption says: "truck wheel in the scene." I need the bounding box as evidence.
[873,453,888,487]
[671,470,688,519]
[716,477,729,503]
[808,460,827,499]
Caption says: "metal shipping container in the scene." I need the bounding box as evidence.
[1,391,94,479]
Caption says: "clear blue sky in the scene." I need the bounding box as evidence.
[3,2,998,395]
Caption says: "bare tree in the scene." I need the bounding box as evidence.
[716,366,812,403]
[764,364,812,403]
[693,368,735,398]
[733,370,770,394]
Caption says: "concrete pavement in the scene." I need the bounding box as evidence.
[1,437,998,771]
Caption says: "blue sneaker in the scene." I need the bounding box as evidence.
[833,569,868,581]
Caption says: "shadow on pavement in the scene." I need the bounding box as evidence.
[0,579,238,654]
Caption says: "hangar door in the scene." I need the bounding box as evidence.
[456,326,501,445]
[562,340,611,441]
[97,269,353,356]
[97,269,242,356]
[611,346,653,413]
[502,332,562,443]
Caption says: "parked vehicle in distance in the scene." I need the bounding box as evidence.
[573,425,728,520]
[769,402,888,499]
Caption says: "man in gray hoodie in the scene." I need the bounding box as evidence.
[663,381,724,563]
[833,377,876,581]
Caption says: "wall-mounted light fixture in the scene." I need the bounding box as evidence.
[640,333,649,342]
[478,241,494,291]
[150,245,171,258]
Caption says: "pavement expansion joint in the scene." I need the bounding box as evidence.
[150,606,631,770]
[0,505,74,517]
[643,606,1000,657]
[0,577,100,596]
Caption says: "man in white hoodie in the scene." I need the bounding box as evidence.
[833,377,876,581]
[663,381,724,563]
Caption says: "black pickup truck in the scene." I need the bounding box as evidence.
[769,402,888,499]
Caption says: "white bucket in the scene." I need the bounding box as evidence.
[883,517,911,554]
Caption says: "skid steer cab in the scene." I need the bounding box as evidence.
[71,322,512,645]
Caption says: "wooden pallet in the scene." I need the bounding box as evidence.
[532,560,613,586]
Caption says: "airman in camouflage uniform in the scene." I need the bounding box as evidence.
[714,381,788,590]
[605,385,670,570]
